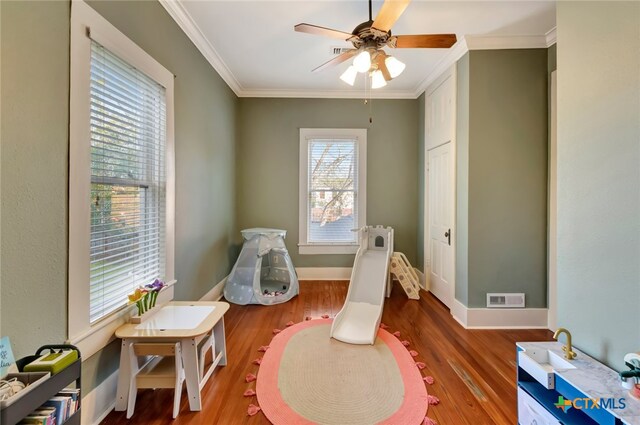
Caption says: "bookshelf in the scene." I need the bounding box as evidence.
[0,345,81,425]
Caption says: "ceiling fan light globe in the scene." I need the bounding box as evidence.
[340,66,358,86]
[353,51,372,73]
[385,56,406,78]
[371,70,387,89]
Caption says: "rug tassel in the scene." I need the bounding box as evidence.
[258,345,270,352]
[423,376,435,385]
[409,350,419,357]
[428,395,440,405]
[247,404,261,416]
[415,361,426,370]
[401,340,410,347]
[273,328,282,334]
[380,323,390,329]
[244,389,256,397]
[252,358,262,366]
[393,331,401,338]
[305,316,312,321]
[321,314,330,319]
[245,373,257,383]
[423,416,437,425]
[286,321,295,327]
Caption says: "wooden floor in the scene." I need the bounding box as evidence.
[102,281,552,425]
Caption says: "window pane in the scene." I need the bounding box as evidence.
[89,40,166,322]
[308,140,358,243]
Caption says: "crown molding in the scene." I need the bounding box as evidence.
[158,0,242,96]
[545,27,557,47]
[414,27,556,97]
[161,1,556,100]
[238,88,418,99]
[414,37,469,97]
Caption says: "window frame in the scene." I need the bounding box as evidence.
[68,1,175,358]
[298,128,367,255]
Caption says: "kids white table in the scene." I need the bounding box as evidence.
[114,301,229,413]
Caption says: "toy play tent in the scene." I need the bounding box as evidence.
[224,228,299,305]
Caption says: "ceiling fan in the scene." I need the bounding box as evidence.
[295,0,457,88]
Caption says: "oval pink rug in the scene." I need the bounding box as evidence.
[256,319,428,425]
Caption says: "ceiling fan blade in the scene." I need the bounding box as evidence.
[394,34,457,48]
[372,0,410,33]
[312,49,358,73]
[295,23,354,40]
[375,54,393,81]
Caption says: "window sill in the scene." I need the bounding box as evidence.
[68,281,175,359]
[298,244,359,255]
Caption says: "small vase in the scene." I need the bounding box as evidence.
[130,304,162,323]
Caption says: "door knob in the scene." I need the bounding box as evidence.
[444,229,451,246]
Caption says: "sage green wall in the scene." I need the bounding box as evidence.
[455,53,470,306]
[416,93,425,271]
[556,1,640,370]
[468,49,548,308]
[236,98,419,267]
[1,0,70,358]
[456,49,548,308]
[1,0,238,394]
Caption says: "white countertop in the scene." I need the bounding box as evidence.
[518,341,640,425]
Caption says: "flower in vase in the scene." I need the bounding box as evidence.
[127,288,147,303]
[128,287,150,316]
[144,279,165,310]
[145,279,165,292]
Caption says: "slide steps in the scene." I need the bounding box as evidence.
[389,252,421,300]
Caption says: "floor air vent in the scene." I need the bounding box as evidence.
[486,293,525,308]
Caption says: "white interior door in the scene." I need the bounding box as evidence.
[428,143,454,307]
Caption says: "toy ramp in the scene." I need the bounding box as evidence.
[331,226,394,345]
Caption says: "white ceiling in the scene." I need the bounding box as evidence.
[168,1,556,98]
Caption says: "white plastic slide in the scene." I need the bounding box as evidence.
[330,226,394,345]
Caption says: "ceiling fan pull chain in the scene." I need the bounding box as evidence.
[369,79,373,124]
[363,72,372,124]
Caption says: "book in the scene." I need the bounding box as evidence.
[19,408,55,425]
[43,396,69,425]
[57,388,80,415]
[19,417,49,425]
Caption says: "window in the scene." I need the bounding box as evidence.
[299,129,367,254]
[69,1,174,357]
[88,41,166,323]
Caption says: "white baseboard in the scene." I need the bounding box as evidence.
[451,299,468,327]
[82,369,118,425]
[414,268,427,290]
[296,267,352,280]
[451,299,548,329]
[200,276,227,301]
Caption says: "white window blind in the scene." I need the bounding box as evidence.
[307,139,359,244]
[89,40,167,323]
